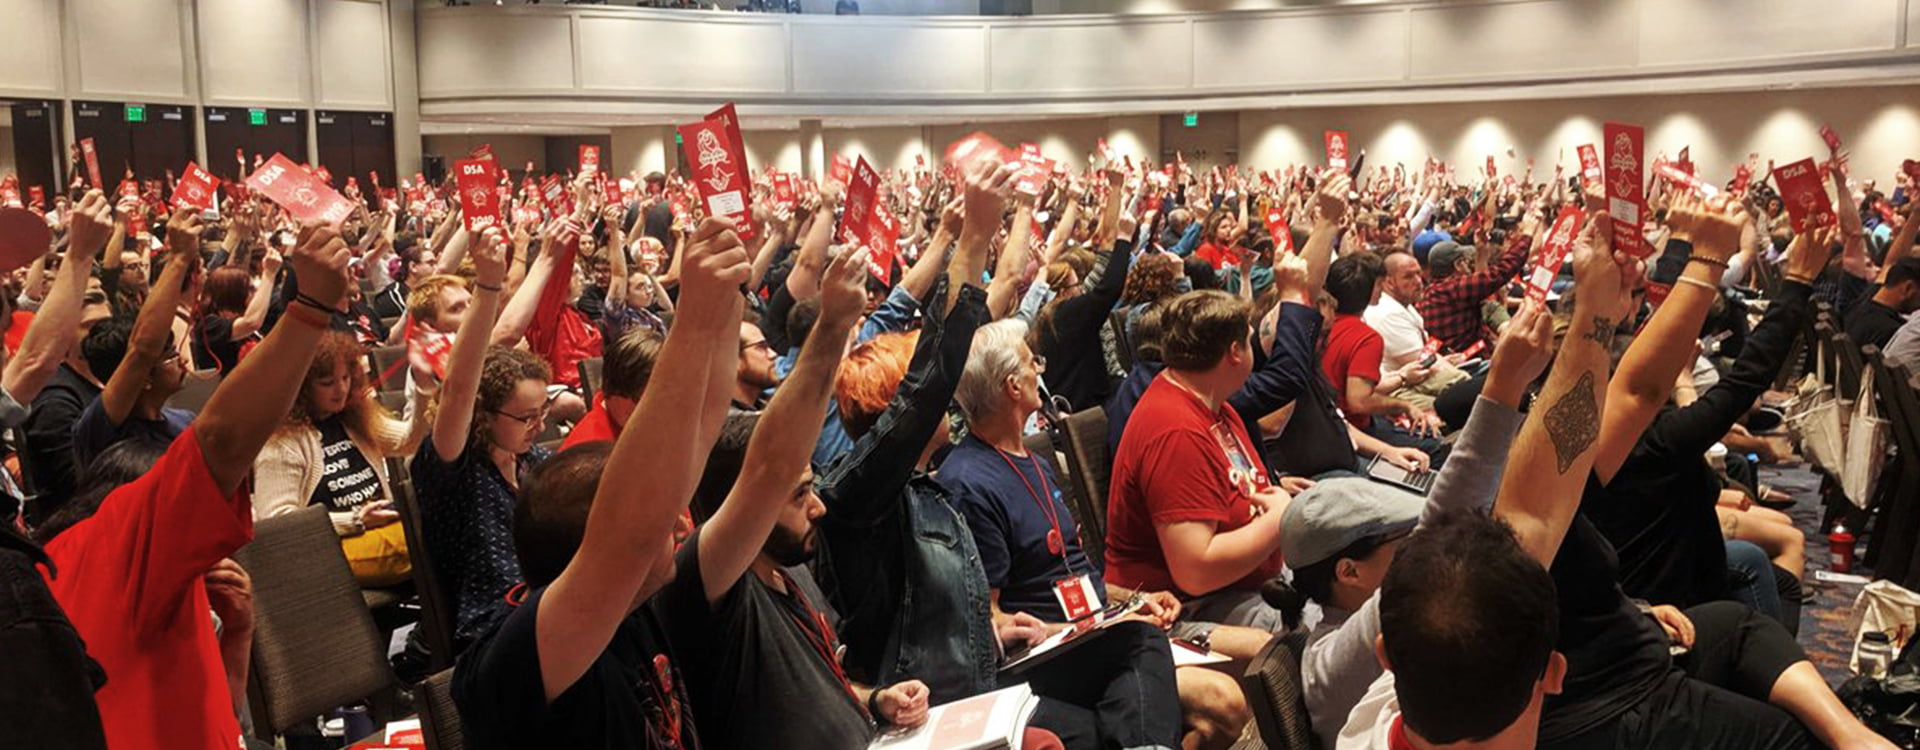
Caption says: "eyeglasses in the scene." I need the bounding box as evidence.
[741,339,774,354]
[491,404,550,426]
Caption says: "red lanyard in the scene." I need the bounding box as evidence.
[994,447,1072,567]
[777,572,872,722]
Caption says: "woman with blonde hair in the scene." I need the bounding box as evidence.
[252,329,431,586]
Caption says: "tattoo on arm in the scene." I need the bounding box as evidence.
[1544,371,1600,474]
[1583,316,1617,348]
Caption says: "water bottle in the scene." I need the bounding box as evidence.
[1857,631,1895,679]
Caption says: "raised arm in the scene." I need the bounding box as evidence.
[534,217,748,702]
[606,206,630,306]
[1592,196,1744,483]
[229,248,283,340]
[1495,212,1628,565]
[1299,172,1350,295]
[697,246,866,603]
[196,223,353,494]
[899,198,957,304]
[492,219,574,347]
[987,201,1036,319]
[430,230,509,462]
[785,185,840,300]
[4,191,109,403]
[99,209,199,426]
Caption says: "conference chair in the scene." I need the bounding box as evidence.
[417,669,466,750]
[1057,407,1112,561]
[234,506,395,741]
[577,356,604,405]
[395,473,459,672]
[1240,631,1319,750]
[368,344,409,390]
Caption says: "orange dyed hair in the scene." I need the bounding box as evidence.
[834,330,921,439]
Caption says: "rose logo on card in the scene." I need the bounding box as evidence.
[1608,132,1639,200]
[695,130,733,192]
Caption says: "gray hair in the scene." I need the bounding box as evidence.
[956,318,1031,425]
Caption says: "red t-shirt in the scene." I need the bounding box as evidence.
[525,234,604,389]
[561,400,619,449]
[1105,374,1279,597]
[1193,242,1246,271]
[1322,313,1385,429]
[43,427,251,750]
[5,309,33,354]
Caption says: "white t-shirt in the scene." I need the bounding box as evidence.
[1336,671,1401,750]
[1365,295,1427,370]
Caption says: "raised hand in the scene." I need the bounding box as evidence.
[819,244,871,328]
[289,223,352,310]
[1485,298,1556,406]
[66,190,114,255]
[1314,170,1351,226]
[1781,224,1837,285]
[962,159,1016,241]
[1688,196,1748,263]
[1571,210,1632,325]
[471,226,509,288]
[164,207,205,257]
[682,217,751,298]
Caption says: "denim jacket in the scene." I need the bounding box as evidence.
[814,281,999,705]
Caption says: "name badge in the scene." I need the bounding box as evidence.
[1053,574,1102,621]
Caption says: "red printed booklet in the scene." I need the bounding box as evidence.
[867,683,1039,750]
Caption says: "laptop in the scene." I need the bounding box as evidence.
[1365,454,1435,495]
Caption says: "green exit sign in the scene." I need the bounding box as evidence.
[674,131,683,145]
[249,109,267,126]
[1183,112,1199,127]
[125,104,145,123]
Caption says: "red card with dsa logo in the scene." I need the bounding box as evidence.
[867,201,899,284]
[80,139,102,189]
[579,144,600,175]
[945,131,1014,174]
[830,154,853,186]
[677,118,756,241]
[1525,207,1584,305]
[1771,158,1837,233]
[1577,144,1602,182]
[1324,130,1350,170]
[841,156,879,248]
[1602,122,1648,258]
[173,162,219,212]
[246,153,354,226]
[454,158,503,233]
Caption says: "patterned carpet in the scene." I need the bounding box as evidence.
[1762,461,1863,686]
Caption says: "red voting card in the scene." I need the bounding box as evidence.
[1602,122,1648,258]
[80,139,102,189]
[868,202,899,284]
[771,173,796,208]
[1675,146,1693,175]
[830,154,853,185]
[1577,144,1601,181]
[173,162,219,212]
[1525,207,1584,305]
[1731,164,1754,196]
[469,143,493,161]
[246,153,354,226]
[945,131,1014,174]
[1820,125,1843,155]
[1771,158,1836,233]
[539,175,563,215]
[454,158,503,233]
[705,103,749,180]
[841,156,879,248]
[677,119,756,241]
[601,176,621,207]
[28,186,45,210]
[1265,206,1291,252]
[1486,154,1497,177]
[1014,146,1051,197]
[1324,131,1350,170]
[1654,162,1718,199]
[579,144,601,175]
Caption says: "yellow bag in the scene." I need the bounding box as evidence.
[342,521,412,588]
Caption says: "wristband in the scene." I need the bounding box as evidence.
[474,281,503,293]
[1784,273,1816,286]
[867,686,886,724]
[1686,255,1729,270]
[282,303,330,329]
[293,293,343,317]
[1676,276,1718,293]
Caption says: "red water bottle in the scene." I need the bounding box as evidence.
[1829,526,1856,574]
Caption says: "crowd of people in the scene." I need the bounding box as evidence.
[0,125,1915,750]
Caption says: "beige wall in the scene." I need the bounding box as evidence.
[1239,86,1920,188]
[422,134,547,171]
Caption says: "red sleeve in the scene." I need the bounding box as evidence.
[46,427,252,625]
[524,232,582,361]
[1139,429,1238,526]
[1345,330,1384,384]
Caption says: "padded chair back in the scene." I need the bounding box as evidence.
[369,344,409,390]
[1866,351,1920,585]
[167,372,223,414]
[417,669,467,750]
[234,506,393,737]
[1057,407,1111,562]
[394,472,457,671]
[1240,631,1319,750]
[1109,308,1135,372]
[578,357,604,405]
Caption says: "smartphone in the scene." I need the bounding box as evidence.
[1420,352,1438,368]
[1347,150,1368,181]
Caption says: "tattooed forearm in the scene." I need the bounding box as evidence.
[1583,317,1617,348]
[1544,371,1600,474]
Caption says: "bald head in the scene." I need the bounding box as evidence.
[1382,252,1425,306]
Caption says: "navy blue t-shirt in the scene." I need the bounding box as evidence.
[938,434,1104,622]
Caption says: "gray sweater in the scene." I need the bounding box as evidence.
[1301,395,1526,749]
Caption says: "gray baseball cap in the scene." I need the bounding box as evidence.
[1280,477,1426,570]
[1428,241,1475,276]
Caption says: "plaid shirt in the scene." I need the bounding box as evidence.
[1416,235,1533,354]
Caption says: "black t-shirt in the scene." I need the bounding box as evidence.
[1263,369,1358,478]
[653,529,875,749]
[308,416,384,512]
[578,285,608,322]
[193,315,244,373]
[454,586,702,750]
[1845,295,1906,351]
[1539,514,1673,743]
